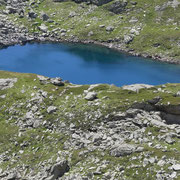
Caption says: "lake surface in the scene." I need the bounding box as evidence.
[0,43,180,86]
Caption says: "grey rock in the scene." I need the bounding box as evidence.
[122,84,154,92]
[72,0,113,6]
[0,78,17,90]
[49,160,70,180]
[47,106,57,114]
[6,6,17,14]
[157,160,166,167]
[170,172,177,178]
[88,31,94,36]
[110,144,136,157]
[129,17,138,23]
[174,91,180,97]
[37,75,50,84]
[40,12,49,21]
[123,35,134,44]
[172,164,180,171]
[38,24,48,32]
[84,92,97,101]
[108,0,128,14]
[50,78,64,86]
[106,26,114,32]
[6,172,17,180]
[165,135,175,144]
[25,112,34,119]
[28,11,38,19]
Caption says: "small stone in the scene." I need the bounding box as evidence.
[40,12,49,21]
[106,26,114,31]
[38,24,48,32]
[47,106,57,114]
[165,135,175,144]
[157,160,165,167]
[174,91,180,97]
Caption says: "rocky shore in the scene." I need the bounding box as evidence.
[0,0,180,64]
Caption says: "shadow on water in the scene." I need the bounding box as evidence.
[0,42,180,86]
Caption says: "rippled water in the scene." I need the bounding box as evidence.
[0,43,180,86]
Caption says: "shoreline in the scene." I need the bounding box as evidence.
[1,36,180,65]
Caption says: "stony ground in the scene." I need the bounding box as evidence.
[0,0,180,179]
[0,71,179,179]
[0,0,180,63]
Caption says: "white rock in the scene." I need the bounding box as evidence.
[84,92,97,101]
[122,84,154,92]
[38,24,48,32]
[172,164,180,171]
[47,106,57,113]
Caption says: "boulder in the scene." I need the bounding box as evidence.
[49,160,70,180]
[40,12,49,21]
[172,164,180,171]
[107,0,128,14]
[72,0,113,6]
[47,106,57,114]
[38,24,48,32]
[91,0,113,6]
[84,92,97,101]
[6,172,18,180]
[174,91,180,97]
[50,78,64,86]
[28,11,38,19]
[110,144,136,157]
[165,135,175,144]
[6,6,17,14]
[37,75,50,84]
[123,35,134,44]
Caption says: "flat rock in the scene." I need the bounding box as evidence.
[47,106,57,114]
[122,84,154,92]
[110,144,136,157]
[50,78,64,86]
[84,92,97,101]
[0,78,17,90]
[172,164,180,171]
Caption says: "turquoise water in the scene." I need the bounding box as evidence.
[0,43,180,86]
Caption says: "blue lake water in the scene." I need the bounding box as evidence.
[0,43,180,86]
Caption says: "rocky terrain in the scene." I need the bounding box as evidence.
[0,0,180,179]
[0,71,179,179]
[0,0,180,63]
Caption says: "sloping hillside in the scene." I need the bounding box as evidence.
[0,71,179,179]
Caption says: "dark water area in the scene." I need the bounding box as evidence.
[0,43,180,86]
